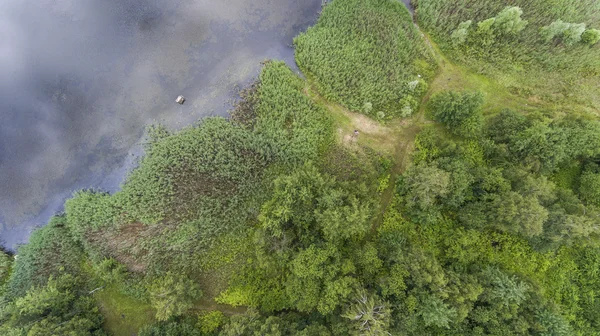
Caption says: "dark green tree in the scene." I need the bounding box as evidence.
[579,171,600,206]
[428,91,484,138]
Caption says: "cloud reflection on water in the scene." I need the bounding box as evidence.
[0,0,322,249]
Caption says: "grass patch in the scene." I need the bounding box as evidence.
[418,35,598,119]
[94,284,156,336]
[422,37,541,115]
[303,78,423,157]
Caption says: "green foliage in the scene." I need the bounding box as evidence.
[5,2,600,335]
[452,6,528,49]
[451,20,472,45]
[5,217,84,299]
[0,274,105,335]
[65,190,120,239]
[117,117,268,225]
[0,250,11,290]
[139,318,202,336]
[286,244,357,315]
[60,61,334,278]
[295,0,433,117]
[404,112,600,243]
[198,311,225,335]
[91,258,128,285]
[254,61,334,165]
[260,162,373,245]
[428,91,484,138]
[401,164,450,222]
[482,267,529,307]
[418,295,456,329]
[221,162,376,316]
[462,191,549,237]
[536,309,572,336]
[581,28,600,45]
[578,171,600,206]
[541,20,586,45]
[390,108,600,333]
[485,110,600,173]
[493,6,528,35]
[218,309,332,336]
[147,272,202,321]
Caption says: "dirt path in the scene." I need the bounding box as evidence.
[366,24,443,236]
[368,124,419,237]
[301,7,448,237]
[304,80,426,236]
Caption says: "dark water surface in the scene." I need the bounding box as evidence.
[401,0,415,14]
[0,0,322,250]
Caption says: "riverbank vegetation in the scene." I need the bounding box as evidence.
[2,0,600,335]
[295,0,435,119]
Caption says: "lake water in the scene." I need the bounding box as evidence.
[401,0,415,15]
[0,0,323,250]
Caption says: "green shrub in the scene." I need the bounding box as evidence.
[198,311,225,334]
[428,91,484,138]
[581,28,600,45]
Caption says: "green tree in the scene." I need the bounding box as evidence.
[511,121,569,173]
[451,20,472,45]
[476,18,497,46]
[493,7,527,35]
[402,164,450,220]
[483,267,529,308]
[419,295,456,329]
[92,258,127,285]
[428,91,484,138]
[260,162,372,247]
[139,318,202,336]
[0,274,105,335]
[563,23,586,45]
[198,311,225,335]
[314,186,372,242]
[541,21,586,45]
[285,244,357,315]
[5,217,84,299]
[579,171,600,206]
[148,272,202,321]
[536,309,571,336]
[487,192,548,237]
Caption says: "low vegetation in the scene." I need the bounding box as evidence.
[295,0,434,119]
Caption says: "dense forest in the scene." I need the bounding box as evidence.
[2,0,600,335]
